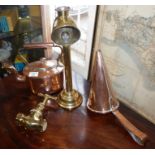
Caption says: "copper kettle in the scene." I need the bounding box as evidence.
[23,58,64,95]
[3,42,64,95]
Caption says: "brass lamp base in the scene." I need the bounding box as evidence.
[58,89,83,110]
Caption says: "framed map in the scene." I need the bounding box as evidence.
[98,5,155,124]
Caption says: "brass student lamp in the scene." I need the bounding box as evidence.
[51,6,83,110]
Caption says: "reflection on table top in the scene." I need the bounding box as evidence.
[0,73,155,148]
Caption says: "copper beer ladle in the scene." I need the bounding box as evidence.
[87,50,148,146]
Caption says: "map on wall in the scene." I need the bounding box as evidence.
[100,6,155,124]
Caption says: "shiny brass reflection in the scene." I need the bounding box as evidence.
[51,6,82,110]
[15,6,82,132]
[16,93,57,132]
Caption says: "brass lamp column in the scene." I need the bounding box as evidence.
[51,6,82,110]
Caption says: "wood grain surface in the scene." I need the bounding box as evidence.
[0,73,155,148]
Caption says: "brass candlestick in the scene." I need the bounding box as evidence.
[51,6,82,110]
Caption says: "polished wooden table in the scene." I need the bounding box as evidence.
[0,74,155,149]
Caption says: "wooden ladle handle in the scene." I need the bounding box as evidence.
[113,110,148,146]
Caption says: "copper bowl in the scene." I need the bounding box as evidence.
[23,58,64,95]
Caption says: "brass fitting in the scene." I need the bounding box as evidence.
[16,93,57,132]
[16,112,47,132]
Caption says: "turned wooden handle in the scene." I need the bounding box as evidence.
[113,110,148,146]
[23,42,62,50]
[23,43,63,61]
[23,42,53,49]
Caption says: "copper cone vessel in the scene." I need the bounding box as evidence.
[87,50,147,146]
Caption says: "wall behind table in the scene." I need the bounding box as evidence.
[94,5,155,124]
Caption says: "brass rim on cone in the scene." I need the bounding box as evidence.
[57,89,83,110]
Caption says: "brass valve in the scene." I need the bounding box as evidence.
[16,93,57,132]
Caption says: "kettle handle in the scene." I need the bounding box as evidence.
[23,42,63,54]
[23,42,55,49]
[23,42,63,64]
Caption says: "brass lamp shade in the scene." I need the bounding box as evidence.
[51,6,80,46]
[51,6,82,110]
